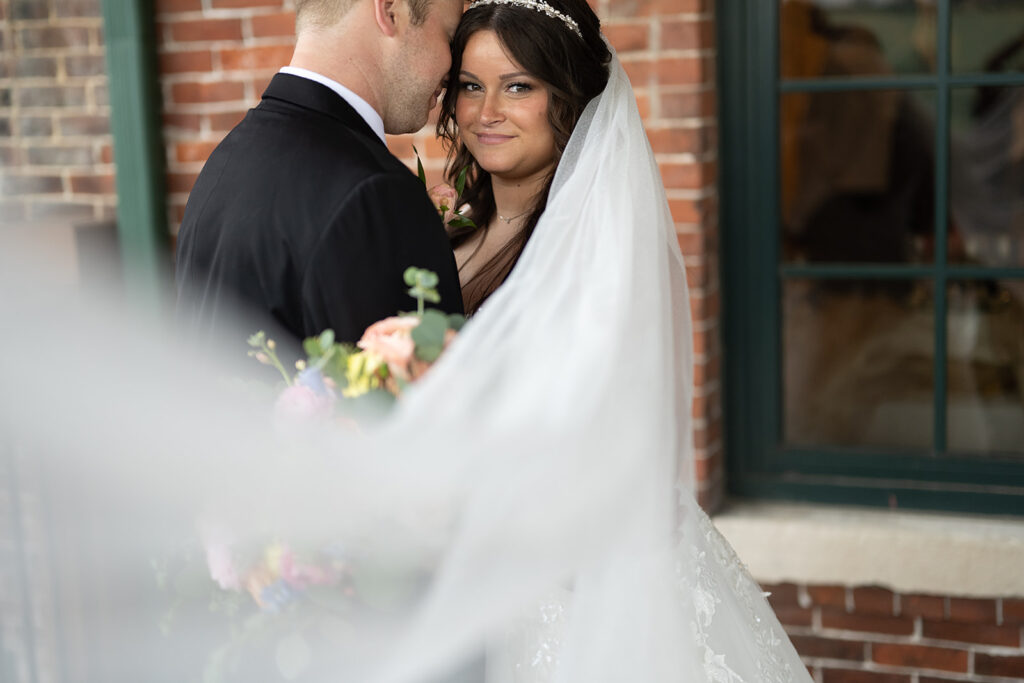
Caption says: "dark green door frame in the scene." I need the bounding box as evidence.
[101,0,168,302]
[717,0,1024,515]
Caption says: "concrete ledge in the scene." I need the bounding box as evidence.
[712,501,1024,597]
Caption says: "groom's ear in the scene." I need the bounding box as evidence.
[373,0,401,37]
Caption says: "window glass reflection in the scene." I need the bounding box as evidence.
[952,1,1024,74]
[780,0,936,79]
[950,86,1024,266]
[783,279,934,450]
[947,280,1024,455]
[781,90,935,264]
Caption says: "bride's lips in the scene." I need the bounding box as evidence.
[475,133,515,145]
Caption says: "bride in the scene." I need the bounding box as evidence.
[0,0,811,681]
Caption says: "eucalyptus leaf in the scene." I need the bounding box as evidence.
[412,310,447,362]
[447,216,476,229]
[404,266,418,286]
[413,146,427,185]
[303,338,321,359]
[455,165,468,196]
[447,314,466,332]
[318,329,335,352]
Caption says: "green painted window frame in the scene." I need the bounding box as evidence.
[718,0,1024,515]
[101,0,168,303]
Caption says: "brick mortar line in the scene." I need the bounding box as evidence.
[664,187,716,200]
[161,69,286,81]
[1,78,104,88]
[619,48,715,59]
[156,10,292,18]
[158,39,294,51]
[656,151,718,163]
[603,12,710,21]
[647,119,715,130]
[2,47,106,57]
[792,624,1024,654]
[812,661,1010,681]
[4,19,104,27]
[690,317,719,334]
[806,663,999,683]
[187,9,296,20]
[160,72,275,82]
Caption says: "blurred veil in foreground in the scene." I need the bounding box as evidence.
[0,56,809,683]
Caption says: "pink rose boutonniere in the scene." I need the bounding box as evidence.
[415,146,475,230]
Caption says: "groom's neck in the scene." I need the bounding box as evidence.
[288,17,384,118]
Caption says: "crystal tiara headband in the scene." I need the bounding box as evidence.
[467,0,583,39]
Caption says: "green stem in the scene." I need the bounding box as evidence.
[263,344,293,385]
[312,346,337,372]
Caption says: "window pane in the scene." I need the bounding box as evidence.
[779,0,936,79]
[781,90,936,264]
[950,86,1024,266]
[952,0,1024,74]
[783,279,935,450]
[947,280,1024,455]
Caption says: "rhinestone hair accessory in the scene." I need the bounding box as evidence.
[468,0,583,38]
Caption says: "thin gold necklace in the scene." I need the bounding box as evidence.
[497,209,529,224]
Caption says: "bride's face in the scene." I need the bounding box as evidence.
[455,30,558,182]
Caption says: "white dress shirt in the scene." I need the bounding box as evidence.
[278,66,386,144]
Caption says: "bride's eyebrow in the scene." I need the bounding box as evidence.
[458,70,532,81]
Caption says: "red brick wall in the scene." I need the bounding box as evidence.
[764,582,1024,682]
[0,0,115,225]
[155,0,296,226]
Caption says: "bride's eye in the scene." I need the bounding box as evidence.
[507,82,533,94]
[459,81,482,93]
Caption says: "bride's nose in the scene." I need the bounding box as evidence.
[478,92,504,125]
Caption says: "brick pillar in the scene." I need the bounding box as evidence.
[598,0,721,511]
[0,0,114,225]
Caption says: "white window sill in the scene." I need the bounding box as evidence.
[712,501,1024,597]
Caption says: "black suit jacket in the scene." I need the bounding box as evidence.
[175,73,462,347]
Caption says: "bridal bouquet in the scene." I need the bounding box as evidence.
[152,268,463,681]
[248,267,465,429]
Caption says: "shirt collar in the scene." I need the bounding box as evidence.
[279,66,386,144]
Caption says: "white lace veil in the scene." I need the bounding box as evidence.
[0,54,810,683]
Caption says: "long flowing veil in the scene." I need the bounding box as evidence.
[0,55,811,683]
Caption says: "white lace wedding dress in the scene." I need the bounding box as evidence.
[0,52,811,683]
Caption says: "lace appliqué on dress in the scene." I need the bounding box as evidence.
[686,507,795,683]
[503,593,568,683]
[679,544,747,683]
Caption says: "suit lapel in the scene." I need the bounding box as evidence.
[260,73,385,146]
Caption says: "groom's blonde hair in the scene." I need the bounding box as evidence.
[295,0,433,31]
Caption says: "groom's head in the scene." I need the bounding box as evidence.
[295,0,433,30]
[292,0,463,135]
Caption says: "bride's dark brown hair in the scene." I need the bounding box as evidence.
[436,0,611,314]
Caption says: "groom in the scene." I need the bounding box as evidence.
[175,0,464,347]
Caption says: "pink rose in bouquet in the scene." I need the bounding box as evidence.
[205,542,242,591]
[427,183,460,225]
[357,315,420,381]
[274,383,335,424]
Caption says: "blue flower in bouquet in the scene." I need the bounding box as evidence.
[296,367,331,396]
[259,579,298,613]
